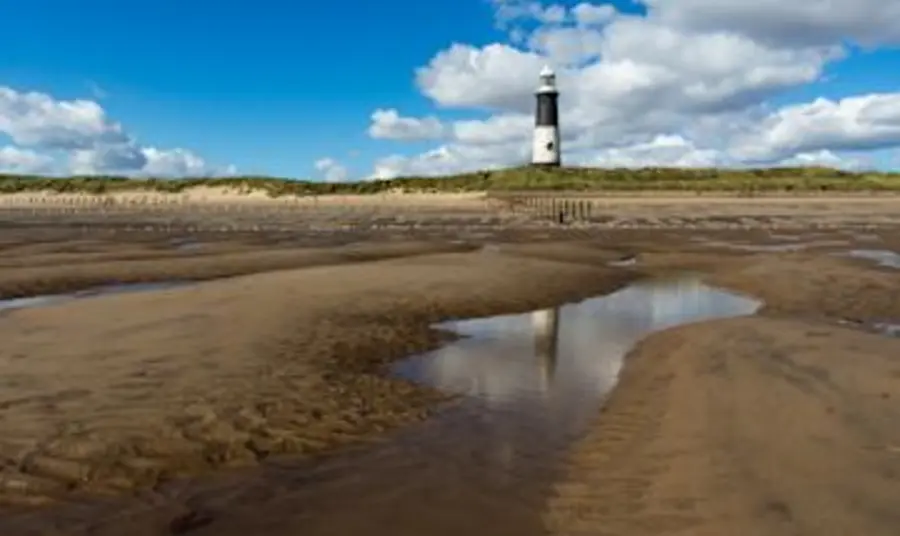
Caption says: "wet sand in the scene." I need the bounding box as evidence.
[1,204,899,535]
[546,254,900,536]
[0,236,635,505]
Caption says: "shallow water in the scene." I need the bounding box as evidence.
[846,249,900,269]
[0,282,188,313]
[395,278,759,415]
[838,317,900,338]
[874,322,900,337]
[0,277,761,536]
[147,277,759,536]
[169,237,204,250]
[696,237,849,252]
[607,255,637,267]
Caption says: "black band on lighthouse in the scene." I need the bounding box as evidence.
[535,93,558,126]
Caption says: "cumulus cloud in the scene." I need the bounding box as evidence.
[641,0,900,47]
[315,157,350,182]
[0,87,127,150]
[730,93,900,162]
[372,142,530,179]
[0,86,232,176]
[778,149,865,169]
[368,109,446,140]
[452,114,533,145]
[581,134,725,168]
[369,0,900,178]
[492,0,568,28]
[0,145,54,174]
[415,44,546,112]
[571,2,616,26]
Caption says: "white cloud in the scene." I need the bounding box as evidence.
[0,85,232,177]
[370,0,900,177]
[413,6,836,134]
[70,143,146,174]
[778,149,865,169]
[68,144,228,177]
[368,108,446,140]
[0,145,54,174]
[372,142,529,179]
[730,93,900,162]
[315,157,350,182]
[580,134,724,168]
[0,87,127,150]
[452,114,533,145]
[571,3,616,26]
[492,1,568,28]
[527,25,605,65]
[142,147,214,176]
[640,0,900,47]
[415,43,546,112]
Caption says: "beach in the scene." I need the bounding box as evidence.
[0,194,898,535]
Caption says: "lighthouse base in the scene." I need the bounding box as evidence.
[531,125,561,166]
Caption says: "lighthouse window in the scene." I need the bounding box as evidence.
[546,141,554,151]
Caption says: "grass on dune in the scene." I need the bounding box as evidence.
[1,166,899,195]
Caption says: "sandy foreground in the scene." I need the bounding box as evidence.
[0,204,898,535]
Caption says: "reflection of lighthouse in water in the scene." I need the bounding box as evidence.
[531,308,560,391]
[392,278,761,409]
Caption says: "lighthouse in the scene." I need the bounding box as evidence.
[532,65,561,167]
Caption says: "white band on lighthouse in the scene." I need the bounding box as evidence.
[532,65,561,167]
[532,125,560,165]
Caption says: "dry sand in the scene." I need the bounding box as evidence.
[5,191,900,230]
[0,203,899,535]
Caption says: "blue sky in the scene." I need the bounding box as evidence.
[2,0,498,177]
[2,0,900,179]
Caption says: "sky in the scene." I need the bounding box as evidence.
[2,0,900,181]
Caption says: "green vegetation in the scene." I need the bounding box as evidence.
[1,166,899,195]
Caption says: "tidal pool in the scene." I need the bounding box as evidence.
[394,277,760,431]
[3,277,761,536]
[0,282,188,314]
[212,277,762,536]
[694,237,849,252]
[846,249,900,269]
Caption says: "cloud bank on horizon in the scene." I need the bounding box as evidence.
[2,0,900,180]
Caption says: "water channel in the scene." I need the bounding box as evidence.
[150,276,761,536]
[0,276,761,535]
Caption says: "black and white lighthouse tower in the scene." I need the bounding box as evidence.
[532,65,561,167]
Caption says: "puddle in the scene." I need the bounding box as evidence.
[607,255,637,267]
[169,237,205,251]
[696,238,849,252]
[767,233,804,241]
[845,249,900,269]
[838,318,900,338]
[874,322,900,337]
[395,277,759,410]
[223,277,761,535]
[0,282,188,313]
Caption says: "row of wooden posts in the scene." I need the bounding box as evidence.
[505,197,596,223]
